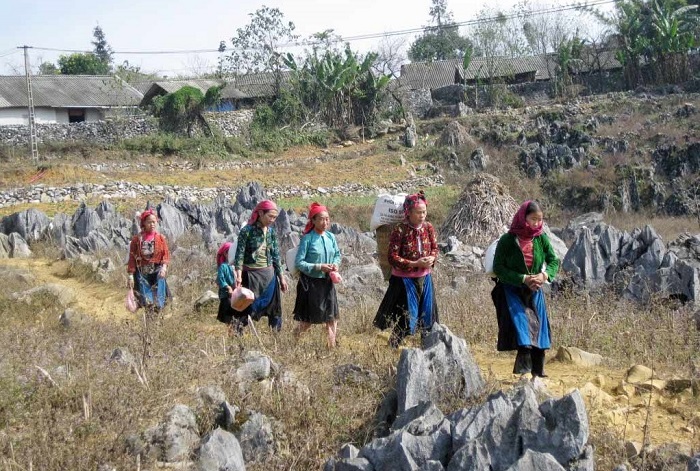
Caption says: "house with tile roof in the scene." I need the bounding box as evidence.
[0,75,143,126]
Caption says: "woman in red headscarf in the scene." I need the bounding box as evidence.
[492,200,559,380]
[215,241,237,330]
[127,208,171,313]
[293,202,342,348]
[374,191,439,348]
[232,200,288,333]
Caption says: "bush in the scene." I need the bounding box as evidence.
[249,126,330,153]
[120,134,249,158]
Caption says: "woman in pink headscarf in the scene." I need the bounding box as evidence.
[373,191,439,348]
[232,200,288,333]
[127,208,171,314]
[215,241,237,331]
[293,202,342,348]
[492,200,560,380]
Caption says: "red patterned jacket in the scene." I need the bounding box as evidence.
[388,222,438,276]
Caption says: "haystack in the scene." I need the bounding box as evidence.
[436,121,476,148]
[439,173,518,246]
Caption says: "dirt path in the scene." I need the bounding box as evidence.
[3,256,698,453]
[0,257,129,321]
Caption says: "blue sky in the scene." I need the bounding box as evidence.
[0,0,607,76]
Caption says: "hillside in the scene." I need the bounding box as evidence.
[0,90,699,470]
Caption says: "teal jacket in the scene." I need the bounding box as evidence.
[217,263,236,299]
[493,233,560,287]
[295,231,342,278]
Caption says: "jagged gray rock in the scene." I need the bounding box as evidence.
[59,309,86,327]
[130,404,199,463]
[236,411,277,463]
[158,201,189,241]
[197,428,246,471]
[13,283,75,307]
[0,208,50,242]
[359,402,451,470]
[504,450,566,471]
[396,323,484,415]
[235,351,273,383]
[109,347,135,367]
[8,233,31,258]
[688,453,700,471]
[563,222,700,304]
[560,213,604,245]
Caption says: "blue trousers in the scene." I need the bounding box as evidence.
[135,271,168,309]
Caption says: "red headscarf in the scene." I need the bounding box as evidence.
[217,241,232,267]
[303,202,328,234]
[509,200,544,240]
[248,200,278,225]
[403,191,427,219]
[140,209,157,229]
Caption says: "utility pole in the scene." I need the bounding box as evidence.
[18,45,39,162]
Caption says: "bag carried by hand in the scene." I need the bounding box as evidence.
[125,289,139,313]
[230,287,255,312]
[329,271,342,284]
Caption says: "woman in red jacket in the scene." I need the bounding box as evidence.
[374,191,439,348]
[127,208,171,313]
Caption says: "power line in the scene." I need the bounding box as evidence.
[0,49,20,59]
[25,0,617,56]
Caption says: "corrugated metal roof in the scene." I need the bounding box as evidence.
[219,71,292,99]
[132,81,157,94]
[401,51,624,89]
[0,75,143,108]
[398,60,461,90]
[458,56,543,81]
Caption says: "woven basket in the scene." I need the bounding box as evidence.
[375,224,394,281]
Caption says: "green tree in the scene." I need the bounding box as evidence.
[586,0,698,86]
[57,53,111,75]
[38,61,59,75]
[283,46,390,128]
[152,85,223,137]
[555,36,585,95]
[408,0,475,61]
[221,6,299,75]
[92,25,113,67]
[115,60,160,84]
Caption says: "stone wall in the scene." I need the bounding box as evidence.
[0,116,158,146]
[205,109,255,139]
[0,109,255,147]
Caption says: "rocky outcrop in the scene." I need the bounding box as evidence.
[326,382,592,471]
[562,221,700,304]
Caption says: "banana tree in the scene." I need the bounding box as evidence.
[648,0,698,82]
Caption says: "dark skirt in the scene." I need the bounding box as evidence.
[492,281,551,351]
[237,266,282,322]
[217,296,235,324]
[293,273,338,324]
[373,275,438,333]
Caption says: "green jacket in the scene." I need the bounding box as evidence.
[493,232,560,287]
[233,223,282,277]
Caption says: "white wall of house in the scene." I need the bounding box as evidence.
[0,107,105,125]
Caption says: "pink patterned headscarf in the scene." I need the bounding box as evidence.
[303,202,328,234]
[248,200,278,225]
[139,208,158,231]
[509,200,544,241]
[217,242,232,267]
[403,191,427,219]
